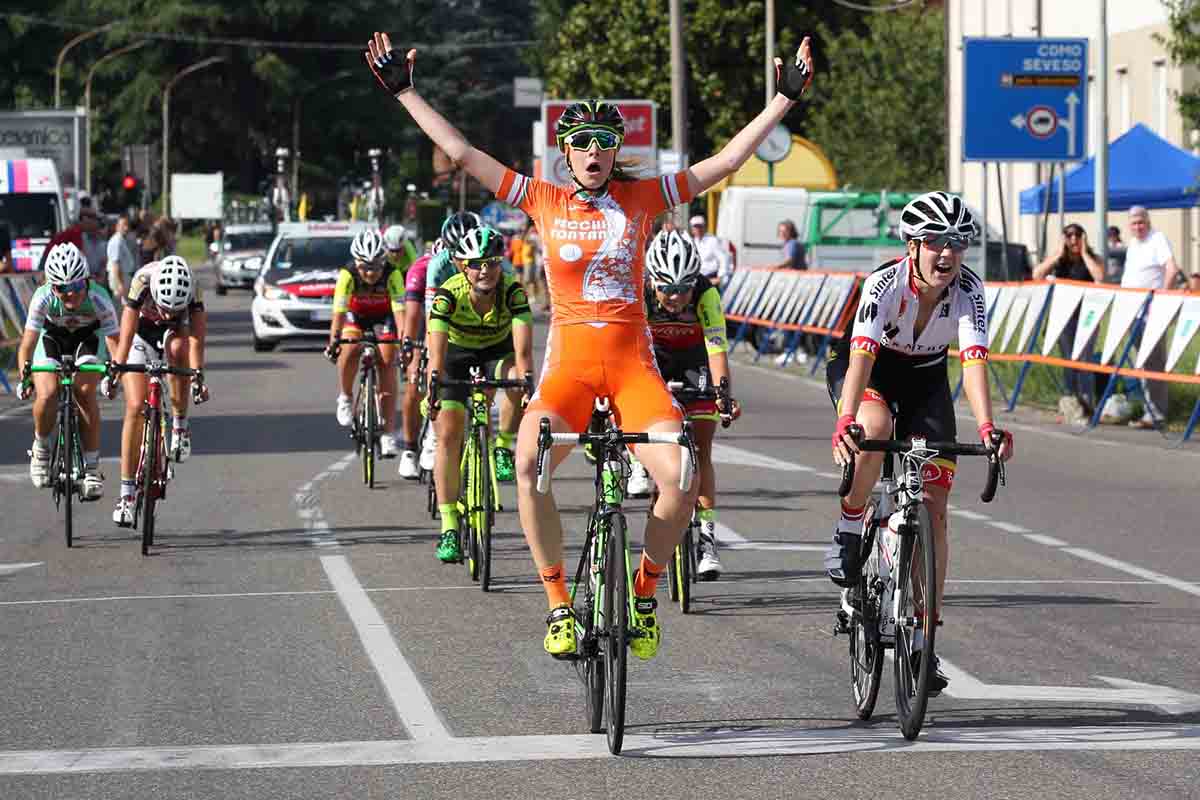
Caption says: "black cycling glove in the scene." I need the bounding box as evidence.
[365,37,414,97]
[775,50,812,101]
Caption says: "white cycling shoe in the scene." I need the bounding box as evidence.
[29,441,50,488]
[626,458,652,497]
[419,428,438,472]
[379,435,398,459]
[171,429,192,462]
[112,495,135,527]
[398,450,420,479]
[697,531,723,580]
[336,394,353,427]
[81,464,104,501]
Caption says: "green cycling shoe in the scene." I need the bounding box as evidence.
[436,529,462,563]
[629,596,661,660]
[493,446,515,483]
[544,604,577,657]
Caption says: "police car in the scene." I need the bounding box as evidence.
[249,221,374,352]
[215,223,276,295]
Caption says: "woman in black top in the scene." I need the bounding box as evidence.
[1033,224,1105,417]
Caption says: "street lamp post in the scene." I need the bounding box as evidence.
[291,71,353,205]
[84,40,148,195]
[668,0,687,226]
[56,23,117,109]
[162,56,225,219]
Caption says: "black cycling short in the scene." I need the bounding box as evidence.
[652,343,707,384]
[440,336,515,407]
[40,322,101,362]
[344,312,398,340]
[825,339,957,464]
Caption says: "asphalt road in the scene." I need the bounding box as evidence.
[1,271,1199,799]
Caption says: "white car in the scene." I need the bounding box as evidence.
[250,221,375,352]
[215,223,276,295]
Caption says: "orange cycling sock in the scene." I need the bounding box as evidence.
[633,552,663,598]
[839,501,866,525]
[540,563,571,608]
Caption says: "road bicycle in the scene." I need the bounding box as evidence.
[402,339,438,518]
[653,371,735,614]
[834,421,1004,740]
[27,354,108,548]
[535,402,696,754]
[334,331,388,489]
[429,365,531,591]
[109,357,200,556]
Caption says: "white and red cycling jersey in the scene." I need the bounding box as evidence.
[848,256,989,368]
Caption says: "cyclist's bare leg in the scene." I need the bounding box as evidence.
[692,418,717,511]
[377,342,398,434]
[401,357,422,448]
[73,375,102,452]
[166,334,190,421]
[119,374,148,481]
[433,407,466,505]
[32,372,59,438]
[337,341,362,397]
[499,359,522,438]
[920,484,950,622]
[514,409,574,605]
[843,400,890,508]
[636,420,700,568]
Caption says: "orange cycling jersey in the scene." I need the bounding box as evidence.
[497,168,695,433]
[497,169,693,327]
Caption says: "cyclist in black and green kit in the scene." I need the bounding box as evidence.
[426,225,534,563]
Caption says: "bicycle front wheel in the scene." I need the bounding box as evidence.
[463,435,480,581]
[362,369,377,488]
[139,409,161,557]
[60,404,74,548]
[849,500,884,720]
[894,503,937,741]
[583,526,605,734]
[477,427,493,592]
[604,511,630,754]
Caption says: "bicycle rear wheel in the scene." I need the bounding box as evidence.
[848,500,884,720]
[894,503,936,741]
[139,409,160,557]
[363,368,377,488]
[477,426,493,592]
[604,512,630,754]
[674,526,693,614]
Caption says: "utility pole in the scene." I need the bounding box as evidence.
[669,0,688,224]
[55,23,115,109]
[1096,0,1109,267]
[765,0,776,104]
[162,56,225,219]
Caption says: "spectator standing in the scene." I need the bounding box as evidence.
[1122,206,1180,429]
[1105,225,1126,282]
[106,214,137,301]
[38,207,106,281]
[768,219,806,270]
[521,224,548,311]
[1033,224,1104,420]
[689,214,733,288]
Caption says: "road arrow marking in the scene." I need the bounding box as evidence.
[938,657,1200,715]
[0,562,43,576]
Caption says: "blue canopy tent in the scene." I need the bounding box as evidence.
[1019,123,1200,213]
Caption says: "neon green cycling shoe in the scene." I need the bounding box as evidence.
[543,604,577,657]
[436,530,462,563]
[493,446,515,483]
[629,596,661,660]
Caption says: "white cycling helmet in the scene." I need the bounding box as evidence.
[440,211,481,252]
[646,229,700,288]
[382,225,408,252]
[899,191,978,244]
[452,225,504,261]
[430,238,445,256]
[350,228,386,263]
[44,242,89,286]
[151,255,194,312]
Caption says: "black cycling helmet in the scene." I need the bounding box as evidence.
[439,211,481,252]
[554,100,625,152]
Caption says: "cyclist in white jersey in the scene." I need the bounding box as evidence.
[825,191,1015,694]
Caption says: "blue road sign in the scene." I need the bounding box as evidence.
[963,37,1089,162]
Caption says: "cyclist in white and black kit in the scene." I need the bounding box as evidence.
[825,191,1014,694]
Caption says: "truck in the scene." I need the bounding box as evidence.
[0,157,67,271]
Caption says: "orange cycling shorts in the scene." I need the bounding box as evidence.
[529,322,682,435]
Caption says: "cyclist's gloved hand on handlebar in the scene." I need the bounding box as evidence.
[100,375,118,400]
[191,370,210,405]
[978,422,1014,462]
[721,398,742,423]
[16,362,32,401]
[323,342,340,363]
[831,413,860,466]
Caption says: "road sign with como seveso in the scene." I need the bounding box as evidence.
[963,37,1088,162]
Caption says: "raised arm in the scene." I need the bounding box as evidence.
[686,37,814,197]
[365,34,507,195]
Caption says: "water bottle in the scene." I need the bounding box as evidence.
[880,511,904,574]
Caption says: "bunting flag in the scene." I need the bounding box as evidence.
[1016,283,1053,353]
[1000,287,1031,352]
[794,276,827,325]
[1077,288,1116,361]
[1040,283,1086,356]
[823,276,857,329]
[1135,293,1184,369]
[984,283,999,316]
[784,276,819,324]
[722,271,748,313]
[987,286,1017,348]
[1099,289,1146,364]
[1167,297,1200,372]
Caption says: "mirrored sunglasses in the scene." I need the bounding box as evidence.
[656,281,695,296]
[462,257,503,271]
[563,127,622,151]
[53,279,88,295]
[921,233,970,253]
[356,259,384,271]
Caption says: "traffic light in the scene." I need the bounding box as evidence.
[120,173,142,208]
[122,174,139,191]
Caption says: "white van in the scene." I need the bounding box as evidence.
[715,186,827,269]
[0,158,66,271]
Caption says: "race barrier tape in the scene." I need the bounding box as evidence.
[0,272,43,393]
[725,268,1200,442]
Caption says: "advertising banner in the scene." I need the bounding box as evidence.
[0,109,87,188]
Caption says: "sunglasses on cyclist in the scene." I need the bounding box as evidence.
[461,257,503,272]
[356,259,384,272]
[53,279,88,295]
[562,127,623,151]
[656,281,695,296]
[919,233,970,253]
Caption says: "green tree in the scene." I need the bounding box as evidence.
[1158,1,1200,130]
[804,5,946,190]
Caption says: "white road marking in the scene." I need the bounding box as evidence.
[815,471,839,479]
[1023,533,1069,547]
[987,520,1032,533]
[3,723,1200,773]
[0,585,482,607]
[1060,547,1200,599]
[0,562,43,576]
[710,443,814,473]
[939,656,1200,715]
[949,508,989,521]
[320,555,450,741]
[714,522,825,553]
[0,474,27,483]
